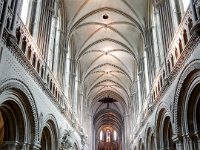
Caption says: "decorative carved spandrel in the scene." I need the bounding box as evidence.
[60,130,75,150]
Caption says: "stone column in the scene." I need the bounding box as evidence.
[123,114,129,150]
[190,0,198,22]
[121,125,126,150]
[71,73,76,112]
[136,76,141,112]
[90,115,95,150]
[32,0,42,40]
[63,50,69,98]
[1,141,25,150]
[32,143,40,150]
[80,92,84,125]
[11,0,22,34]
[69,58,76,106]
[143,49,150,94]
[138,57,146,102]
[172,135,184,150]
[170,0,181,28]
[182,134,190,150]
[186,134,195,150]
[0,0,9,37]
[194,132,200,149]
[27,0,37,35]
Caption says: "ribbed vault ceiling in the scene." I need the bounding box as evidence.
[65,0,148,129]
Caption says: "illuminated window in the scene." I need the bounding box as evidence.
[100,130,103,141]
[106,130,110,142]
[48,9,61,76]
[21,0,30,24]
[114,130,117,141]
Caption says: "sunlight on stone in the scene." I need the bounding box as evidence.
[21,0,30,24]
[183,0,190,11]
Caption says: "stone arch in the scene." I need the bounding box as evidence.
[40,114,59,150]
[155,101,172,128]
[155,102,175,150]
[173,60,200,132]
[145,123,156,150]
[138,138,144,150]
[173,60,200,149]
[0,79,39,148]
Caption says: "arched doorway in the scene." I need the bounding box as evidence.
[40,118,58,150]
[162,116,176,150]
[156,107,176,150]
[0,100,25,149]
[0,84,38,149]
[183,83,200,149]
[174,66,200,149]
[41,126,52,150]
[146,127,155,150]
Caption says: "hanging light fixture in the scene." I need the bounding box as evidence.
[103,14,109,19]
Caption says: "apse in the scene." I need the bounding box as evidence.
[90,93,126,150]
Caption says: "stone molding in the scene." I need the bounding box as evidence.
[173,60,200,135]
[2,29,65,114]
[0,78,39,143]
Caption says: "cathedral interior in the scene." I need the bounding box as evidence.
[0,0,200,149]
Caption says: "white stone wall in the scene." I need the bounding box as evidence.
[0,40,85,149]
[132,41,200,149]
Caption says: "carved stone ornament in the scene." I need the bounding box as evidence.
[60,130,74,150]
